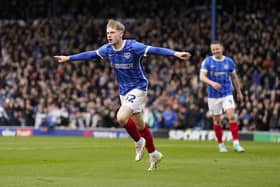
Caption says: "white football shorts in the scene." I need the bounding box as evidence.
[120,89,147,113]
[208,95,235,115]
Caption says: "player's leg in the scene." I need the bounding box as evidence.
[225,108,245,152]
[131,113,163,169]
[117,89,148,162]
[117,105,141,142]
[223,95,245,152]
[131,113,163,171]
[131,113,155,153]
[208,98,227,152]
[125,88,163,171]
[128,113,147,161]
[213,115,227,152]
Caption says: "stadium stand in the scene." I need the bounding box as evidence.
[0,0,279,131]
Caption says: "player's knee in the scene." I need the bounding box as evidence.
[117,115,127,126]
[213,120,221,125]
[213,117,221,125]
[228,115,235,122]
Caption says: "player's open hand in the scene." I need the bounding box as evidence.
[53,56,70,63]
[174,52,191,60]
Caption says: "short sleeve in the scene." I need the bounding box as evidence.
[200,58,209,72]
[229,58,235,73]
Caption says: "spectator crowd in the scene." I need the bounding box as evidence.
[0,0,279,131]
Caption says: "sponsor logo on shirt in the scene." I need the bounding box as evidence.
[213,72,226,76]
[111,63,133,69]
[224,64,229,70]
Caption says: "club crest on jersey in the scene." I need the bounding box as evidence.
[124,52,131,59]
[224,64,229,70]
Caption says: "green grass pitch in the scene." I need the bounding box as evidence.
[0,137,279,187]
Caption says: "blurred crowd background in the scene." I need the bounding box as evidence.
[0,0,279,131]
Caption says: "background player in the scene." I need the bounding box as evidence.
[199,41,245,153]
[54,19,191,170]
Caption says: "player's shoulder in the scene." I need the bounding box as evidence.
[124,39,136,46]
[121,39,135,48]
[127,39,146,46]
[127,39,147,52]
[224,56,234,63]
[200,56,211,69]
[126,39,136,43]
[98,43,111,51]
[97,43,112,57]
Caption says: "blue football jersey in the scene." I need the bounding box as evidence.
[200,56,235,98]
[96,40,149,95]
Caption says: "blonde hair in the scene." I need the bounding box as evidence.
[107,19,125,32]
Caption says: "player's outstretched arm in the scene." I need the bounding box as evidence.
[147,47,191,60]
[54,50,98,63]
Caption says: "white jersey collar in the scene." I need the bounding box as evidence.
[212,55,225,62]
[112,40,126,51]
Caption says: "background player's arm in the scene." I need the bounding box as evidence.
[230,72,243,101]
[199,71,221,90]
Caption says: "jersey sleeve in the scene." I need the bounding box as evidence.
[96,44,109,59]
[146,46,175,56]
[200,58,209,72]
[229,58,235,73]
[69,50,98,61]
[131,41,149,56]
